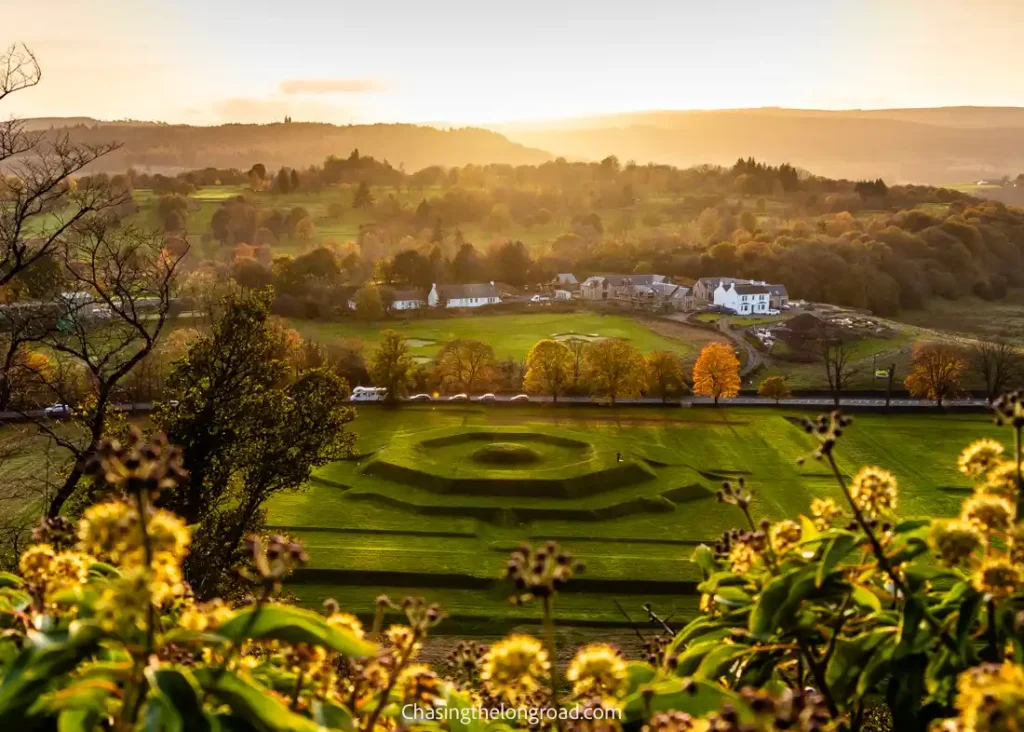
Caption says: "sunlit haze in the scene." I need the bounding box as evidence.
[7,0,1024,125]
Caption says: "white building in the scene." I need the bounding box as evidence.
[390,289,425,310]
[553,289,573,300]
[714,282,771,314]
[427,282,502,309]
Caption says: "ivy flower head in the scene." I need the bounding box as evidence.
[982,460,1020,500]
[84,427,187,500]
[145,509,191,561]
[728,540,760,574]
[810,497,843,530]
[850,466,898,518]
[929,519,985,567]
[326,611,364,639]
[958,439,1005,477]
[972,557,1021,599]
[385,624,422,660]
[643,711,709,732]
[566,643,628,700]
[769,520,803,556]
[19,544,91,603]
[178,598,233,632]
[480,634,551,704]
[396,663,441,705]
[953,662,1024,732]
[961,494,1016,533]
[77,501,139,564]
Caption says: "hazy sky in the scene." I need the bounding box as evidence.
[5,0,1024,125]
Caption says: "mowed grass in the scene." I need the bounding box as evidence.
[266,405,1001,627]
[287,312,704,360]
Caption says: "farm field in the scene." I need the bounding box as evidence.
[267,404,1000,632]
[286,311,724,361]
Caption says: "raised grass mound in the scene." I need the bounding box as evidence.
[471,442,542,465]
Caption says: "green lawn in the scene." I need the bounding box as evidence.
[265,405,1000,630]
[287,312,710,360]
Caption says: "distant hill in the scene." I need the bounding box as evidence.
[492,107,1024,184]
[18,120,553,173]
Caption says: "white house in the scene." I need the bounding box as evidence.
[390,289,425,310]
[427,282,501,309]
[714,282,771,314]
[553,289,573,300]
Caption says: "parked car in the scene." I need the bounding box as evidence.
[350,386,388,402]
[448,393,469,401]
[408,394,432,402]
[43,403,70,416]
[529,295,550,303]
[767,308,781,315]
[475,393,496,402]
[510,394,530,402]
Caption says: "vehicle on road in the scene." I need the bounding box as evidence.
[350,386,388,402]
[43,403,70,416]
[408,394,432,402]
[475,393,496,402]
[510,394,530,402]
[529,295,550,303]
[449,393,469,401]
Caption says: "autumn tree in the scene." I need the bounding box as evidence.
[645,351,687,403]
[523,339,573,402]
[757,375,791,404]
[692,343,741,405]
[434,339,496,394]
[367,330,413,401]
[352,285,384,320]
[581,339,645,403]
[905,342,968,407]
[565,338,589,394]
[969,340,1022,404]
[820,340,857,407]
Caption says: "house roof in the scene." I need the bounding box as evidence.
[765,284,788,296]
[584,274,668,287]
[438,282,500,300]
[390,289,425,302]
[555,273,578,284]
[697,277,744,288]
[733,284,771,295]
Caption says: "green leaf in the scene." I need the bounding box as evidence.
[850,585,881,613]
[667,618,728,655]
[311,699,355,731]
[690,544,718,577]
[825,628,896,700]
[856,643,895,696]
[217,605,377,658]
[193,668,322,732]
[673,640,726,678]
[815,532,859,589]
[749,567,818,640]
[798,514,820,543]
[713,586,752,607]
[439,684,482,732]
[621,679,749,722]
[146,667,211,732]
[624,661,658,695]
[58,708,100,732]
[0,573,23,589]
[695,644,750,682]
[955,591,983,657]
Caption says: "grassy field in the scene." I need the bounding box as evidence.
[265,405,999,630]
[287,311,723,360]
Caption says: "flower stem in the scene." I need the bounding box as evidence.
[542,595,563,731]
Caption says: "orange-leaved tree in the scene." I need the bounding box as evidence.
[523,339,573,403]
[692,343,741,405]
[904,341,967,407]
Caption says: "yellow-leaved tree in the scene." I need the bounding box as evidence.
[692,343,741,405]
[904,342,967,407]
[757,375,791,404]
[582,339,645,403]
[645,351,687,403]
[523,339,573,403]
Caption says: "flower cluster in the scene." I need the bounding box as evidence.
[566,643,628,700]
[480,634,551,704]
[849,466,898,518]
[933,662,1024,731]
[505,541,584,603]
[809,497,843,531]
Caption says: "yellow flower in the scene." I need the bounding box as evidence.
[958,439,1005,477]
[149,554,187,605]
[850,466,898,518]
[961,494,1015,533]
[77,501,140,564]
[769,520,802,556]
[727,539,760,574]
[145,509,191,561]
[47,551,91,590]
[929,519,985,567]
[481,634,551,704]
[95,569,150,633]
[327,611,364,639]
[810,497,843,530]
[954,662,1024,732]
[699,593,713,613]
[178,598,233,632]
[972,557,1021,598]
[566,643,628,699]
[982,460,1020,500]
[396,663,440,705]
[19,544,57,584]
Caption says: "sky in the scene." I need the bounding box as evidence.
[4,0,1024,126]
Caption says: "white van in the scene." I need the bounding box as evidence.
[349,386,388,402]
